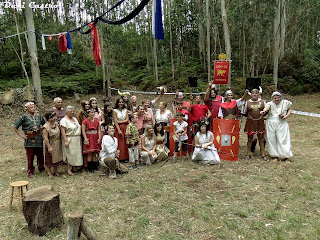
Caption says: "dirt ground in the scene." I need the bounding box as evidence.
[0,93,320,239]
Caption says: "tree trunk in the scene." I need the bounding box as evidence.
[153,38,159,82]
[24,0,44,105]
[206,0,211,82]
[198,0,206,68]
[100,30,106,94]
[167,0,175,80]
[279,0,286,60]
[221,0,232,86]
[23,185,64,236]
[13,9,29,83]
[273,0,281,90]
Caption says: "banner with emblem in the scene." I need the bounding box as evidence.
[213,61,230,85]
[213,53,230,85]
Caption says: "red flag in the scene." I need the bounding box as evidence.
[89,23,101,66]
[58,34,67,53]
[213,61,230,85]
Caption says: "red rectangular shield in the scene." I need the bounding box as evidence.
[213,61,230,85]
[212,119,239,161]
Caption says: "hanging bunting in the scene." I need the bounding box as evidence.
[66,32,72,55]
[89,23,101,66]
[41,35,46,50]
[58,33,67,53]
[152,0,164,40]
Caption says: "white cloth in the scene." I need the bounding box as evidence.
[141,151,157,165]
[41,34,46,50]
[128,145,139,163]
[173,120,188,141]
[141,135,157,165]
[155,109,171,124]
[60,117,83,166]
[265,100,293,158]
[114,108,127,121]
[265,100,292,117]
[192,131,220,165]
[99,135,118,167]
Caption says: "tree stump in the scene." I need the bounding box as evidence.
[67,211,84,240]
[67,211,98,240]
[23,185,64,236]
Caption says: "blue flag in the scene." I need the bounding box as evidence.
[152,0,164,40]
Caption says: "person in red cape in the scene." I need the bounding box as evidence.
[204,81,223,130]
[219,89,249,120]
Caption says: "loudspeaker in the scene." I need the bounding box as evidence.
[246,78,261,91]
[188,77,198,87]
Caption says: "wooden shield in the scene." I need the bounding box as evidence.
[213,119,239,161]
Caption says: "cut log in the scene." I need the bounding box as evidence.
[80,220,98,240]
[67,211,84,240]
[23,185,64,236]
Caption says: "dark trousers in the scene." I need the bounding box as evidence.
[25,147,45,174]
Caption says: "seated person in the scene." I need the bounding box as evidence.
[192,120,220,165]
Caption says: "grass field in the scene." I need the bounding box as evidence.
[0,93,319,240]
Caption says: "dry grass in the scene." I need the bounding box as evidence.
[0,93,320,240]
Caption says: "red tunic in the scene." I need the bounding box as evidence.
[115,122,129,161]
[190,104,209,122]
[82,118,101,154]
[204,95,222,119]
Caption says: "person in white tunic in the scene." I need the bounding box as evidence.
[141,125,157,165]
[260,91,293,162]
[60,106,83,176]
[192,121,220,165]
[99,125,120,179]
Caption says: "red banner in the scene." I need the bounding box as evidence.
[213,61,230,85]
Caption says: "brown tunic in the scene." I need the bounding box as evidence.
[244,100,265,135]
[43,122,63,167]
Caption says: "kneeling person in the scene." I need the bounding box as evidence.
[99,125,128,179]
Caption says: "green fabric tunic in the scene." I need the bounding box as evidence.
[13,113,45,148]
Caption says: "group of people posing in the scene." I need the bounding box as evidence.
[12,81,293,179]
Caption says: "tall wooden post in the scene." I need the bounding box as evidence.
[24,0,43,105]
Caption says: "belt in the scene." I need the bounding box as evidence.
[86,130,98,134]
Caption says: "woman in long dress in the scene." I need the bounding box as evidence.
[60,106,83,175]
[42,111,63,178]
[260,91,293,162]
[192,121,220,165]
[82,108,102,173]
[113,97,129,161]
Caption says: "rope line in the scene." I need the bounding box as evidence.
[0,0,149,39]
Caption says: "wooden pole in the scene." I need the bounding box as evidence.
[80,220,98,240]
